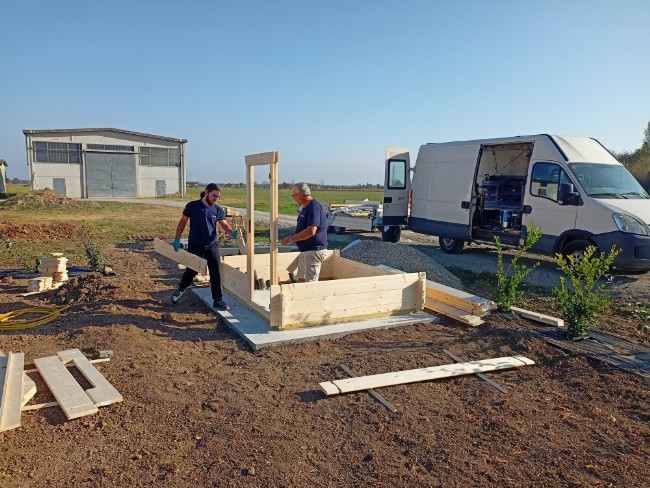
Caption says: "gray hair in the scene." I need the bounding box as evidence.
[293,182,311,196]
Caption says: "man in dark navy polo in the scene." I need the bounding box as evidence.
[171,183,234,311]
[281,182,328,282]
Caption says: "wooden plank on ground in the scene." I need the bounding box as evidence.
[319,355,534,395]
[153,238,208,275]
[443,349,507,393]
[22,373,37,406]
[1,351,37,406]
[0,352,25,432]
[425,297,484,326]
[34,356,98,420]
[511,306,564,327]
[56,349,122,406]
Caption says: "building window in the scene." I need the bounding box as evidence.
[87,144,134,152]
[140,147,181,167]
[34,142,81,164]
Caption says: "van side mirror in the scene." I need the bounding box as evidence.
[558,183,579,205]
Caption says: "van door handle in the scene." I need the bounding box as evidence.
[523,205,532,214]
[461,201,470,209]
[384,197,392,203]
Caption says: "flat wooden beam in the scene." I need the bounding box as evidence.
[339,365,396,412]
[443,350,507,394]
[34,356,98,420]
[56,349,122,406]
[424,298,484,326]
[0,352,25,432]
[511,306,564,327]
[154,238,208,275]
[319,356,534,396]
[245,151,278,167]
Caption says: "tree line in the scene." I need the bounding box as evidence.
[612,120,650,192]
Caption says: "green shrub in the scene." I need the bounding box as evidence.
[553,245,620,338]
[80,222,105,271]
[491,224,542,312]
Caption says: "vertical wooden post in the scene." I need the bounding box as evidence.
[246,164,254,300]
[270,157,279,285]
[244,151,279,300]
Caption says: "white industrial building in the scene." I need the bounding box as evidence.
[23,128,187,198]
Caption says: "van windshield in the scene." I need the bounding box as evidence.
[568,163,649,199]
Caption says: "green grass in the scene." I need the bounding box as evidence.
[0,188,382,267]
[180,187,383,214]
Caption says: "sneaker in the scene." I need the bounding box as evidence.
[171,289,184,304]
[213,299,230,311]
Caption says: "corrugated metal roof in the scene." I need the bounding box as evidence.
[22,128,187,143]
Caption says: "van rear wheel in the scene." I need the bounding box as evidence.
[439,237,464,254]
[333,226,346,235]
[382,226,401,243]
[562,239,597,265]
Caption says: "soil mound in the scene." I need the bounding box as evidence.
[0,222,83,241]
[45,273,118,305]
[2,188,99,208]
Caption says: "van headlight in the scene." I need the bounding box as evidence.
[613,213,649,235]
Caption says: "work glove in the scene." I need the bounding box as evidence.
[172,238,181,252]
[230,230,238,238]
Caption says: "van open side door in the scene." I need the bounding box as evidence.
[383,147,411,226]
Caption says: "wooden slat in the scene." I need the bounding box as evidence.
[443,350,507,394]
[319,356,534,395]
[511,306,564,327]
[153,238,208,275]
[0,352,25,432]
[424,297,484,326]
[0,351,35,407]
[245,151,278,167]
[22,373,37,406]
[56,349,122,406]
[34,356,98,420]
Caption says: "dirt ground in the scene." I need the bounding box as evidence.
[1,240,649,488]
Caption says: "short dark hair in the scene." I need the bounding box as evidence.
[200,183,220,198]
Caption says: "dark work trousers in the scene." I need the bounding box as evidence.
[178,241,223,301]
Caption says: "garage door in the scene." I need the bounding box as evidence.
[86,153,137,197]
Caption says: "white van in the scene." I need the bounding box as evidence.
[382,135,650,271]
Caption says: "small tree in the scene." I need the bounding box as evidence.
[492,224,542,312]
[553,245,620,338]
[80,222,105,271]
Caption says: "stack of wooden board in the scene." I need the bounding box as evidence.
[26,253,69,293]
[424,281,496,326]
[0,349,122,432]
[376,264,495,326]
[27,276,54,292]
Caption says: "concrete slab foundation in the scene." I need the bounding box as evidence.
[192,287,438,351]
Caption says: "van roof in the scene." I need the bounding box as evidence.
[422,134,619,164]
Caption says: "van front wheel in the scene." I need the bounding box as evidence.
[439,237,464,254]
[382,226,401,243]
[562,239,597,265]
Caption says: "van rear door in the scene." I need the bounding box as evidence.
[383,147,411,226]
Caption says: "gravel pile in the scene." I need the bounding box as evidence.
[341,240,463,289]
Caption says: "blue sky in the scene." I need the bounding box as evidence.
[1,0,649,184]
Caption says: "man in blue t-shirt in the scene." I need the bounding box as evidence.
[170,183,234,311]
[281,182,328,282]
